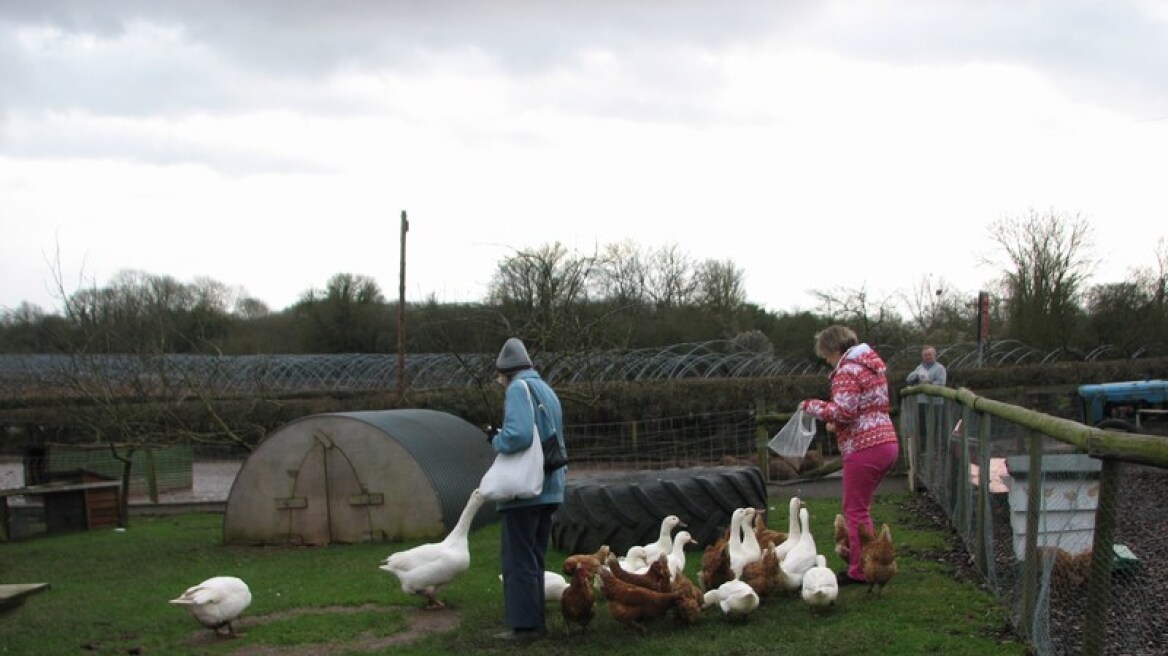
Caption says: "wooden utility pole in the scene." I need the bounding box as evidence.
[397,210,408,401]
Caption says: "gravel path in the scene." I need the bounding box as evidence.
[900,464,1168,656]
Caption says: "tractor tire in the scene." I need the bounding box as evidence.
[1096,419,1138,432]
[550,466,767,556]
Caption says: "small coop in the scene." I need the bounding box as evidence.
[224,409,497,546]
[0,469,121,541]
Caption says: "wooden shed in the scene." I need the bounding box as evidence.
[223,409,497,546]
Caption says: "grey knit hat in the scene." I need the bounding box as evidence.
[495,337,533,372]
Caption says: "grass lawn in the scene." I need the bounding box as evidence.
[0,492,1026,655]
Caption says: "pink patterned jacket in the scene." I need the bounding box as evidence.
[801,343,899,456]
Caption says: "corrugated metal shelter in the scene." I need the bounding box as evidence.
[223,409,497,545]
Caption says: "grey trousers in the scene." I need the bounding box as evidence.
[500,503,557,630]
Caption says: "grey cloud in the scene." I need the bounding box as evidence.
[2,0,1166,136]
[805,1,1168,117]
[0,0,795,117]
[1,118,333,176]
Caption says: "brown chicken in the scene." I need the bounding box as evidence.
[741,539,780,599]
[607,553,671,594]
[859,523,898,596]
[670,570,704,624]
[834,513,850,561]
[753,511,787,549]
[699,527,733,592]
[1036,546,1091,588]
[598,566,682,632]
[564,545,611,576]
[561,559,597,634]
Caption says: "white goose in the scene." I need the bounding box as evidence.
[778,507,818,592]
[801,554,839,609]
[665,530,697,582]
[774,496,802,563]
[702,578,760,617]
[380,488,484,609]
[640,514,686,565]
[169,576,252,638]
[728,507,759,579]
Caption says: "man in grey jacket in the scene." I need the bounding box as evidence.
[907,345,946,453]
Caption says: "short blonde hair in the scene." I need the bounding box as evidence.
[814,325,858,359]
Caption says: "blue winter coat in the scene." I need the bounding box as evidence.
[491,369,566,510]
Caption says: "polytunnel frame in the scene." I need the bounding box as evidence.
[0,339,1162,398]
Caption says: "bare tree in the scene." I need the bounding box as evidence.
[647,244,698,308]
[1088,237,1168,352]
[486,242,596,350]
[296,273,387,352]
[693,258,747,334]
[695,258,746,313]
[38,254,266,524]
[811,284,907,345]
[594,240,650,308]
[901,275,975,343]
[986,208,1095,349]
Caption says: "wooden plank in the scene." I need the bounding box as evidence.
[0,583,50,611]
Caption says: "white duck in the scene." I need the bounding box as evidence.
[169,576,252,638]
[702,578,760,617]
[728,507,759,579]
[640,514,686,565]
[774,496,802,563]
[779,506,818,592]
[618,545,652,574]
[739,509,763,567]
[801,554,839,609]
[544,571,570,601]
[380,488,484,609]
[665,530,697,582]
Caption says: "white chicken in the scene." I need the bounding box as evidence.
[169,576,252,638]
[702,578,760,617]
[640,514,686,565]
[801,554,839,610]
[778,507,818,592]
[380,488,484,609]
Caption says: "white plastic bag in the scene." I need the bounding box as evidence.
[768,408,818,458]
[480,397,545,502]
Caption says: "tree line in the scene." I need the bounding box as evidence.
[1,209,1165,359]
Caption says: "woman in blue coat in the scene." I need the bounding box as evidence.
[488,337,567,640]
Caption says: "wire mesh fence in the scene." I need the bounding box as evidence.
[2,340,1162,399]
[901,392,1167,656]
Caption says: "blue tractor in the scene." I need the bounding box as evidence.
[1077,380,1168,433]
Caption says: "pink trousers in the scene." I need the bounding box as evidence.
[842,441,900,580]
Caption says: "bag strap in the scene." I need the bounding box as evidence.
[519,380,540,441]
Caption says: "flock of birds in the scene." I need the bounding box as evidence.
[378,488,899,634]
[168,487,899,639]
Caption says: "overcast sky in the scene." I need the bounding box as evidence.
[2,1,1167,318]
